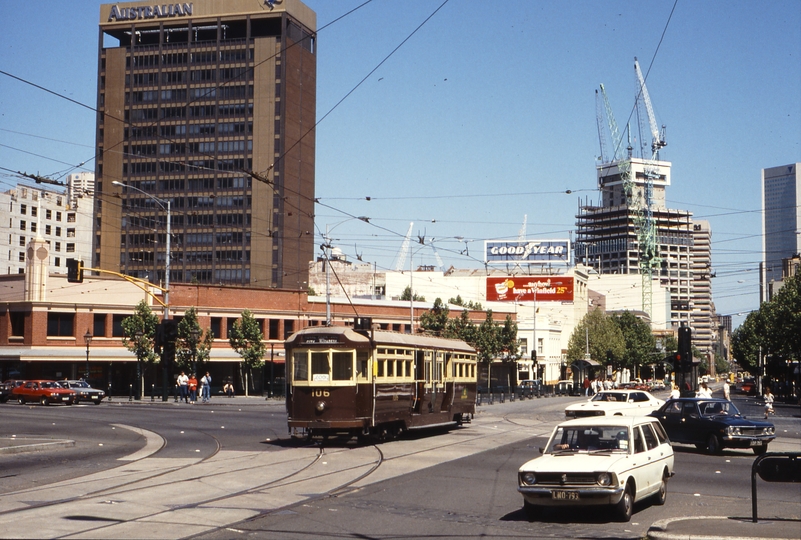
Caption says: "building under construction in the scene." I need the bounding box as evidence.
[575,157,694,330]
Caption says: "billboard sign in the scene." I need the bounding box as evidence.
[486,276,574,302]
[484,240,570,265]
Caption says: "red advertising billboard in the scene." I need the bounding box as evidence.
[486,276,574,302]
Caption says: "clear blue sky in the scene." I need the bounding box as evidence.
[1,0,799,328]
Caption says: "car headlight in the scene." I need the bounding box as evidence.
[727,426,741,436]
[597,473,611,486]
[50,392,58,397]
[521,472,536,485]
[765,426,775,435]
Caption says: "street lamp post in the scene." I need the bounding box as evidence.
[113,181,171,401]
[83,330,93,381]
[134,330,143,400]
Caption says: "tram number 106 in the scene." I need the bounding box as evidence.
[311,389,330,397]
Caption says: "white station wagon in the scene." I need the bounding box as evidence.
[564,389,665,419]
[517,416,674,522]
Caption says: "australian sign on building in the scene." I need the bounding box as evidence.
[486,276,574,302]
[484,240,570,265]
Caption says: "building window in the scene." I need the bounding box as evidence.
[55,242,61,252]
[20,205,27,215]
[67,228,75,238]
[46,225,52,235]
[94,313,106,337]
[19,236,25,247]
[47,312,74,337]
[67,213,76,223]
[283,319,294,340]
[18,252,25,262]
[30,223,37,233]
[66,243,75,253]
[54,257,60,267]
[269,319,279,340]
[112,314,126,337]
[46,210,52,220]
[56,212,62,221]
[31,207,37,217]
[20,221,26,231]
[10,312,25,337]
[211,317,222,339]
[56,227,61,236]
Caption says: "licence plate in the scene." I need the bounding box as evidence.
[750,440,762,447]
[551,490,580,501]
[62,397,69,401]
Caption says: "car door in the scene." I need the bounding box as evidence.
[657,400,685,442]
[639,421,668,497]
[680,401,706,444]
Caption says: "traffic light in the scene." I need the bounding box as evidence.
[160,319,178,367]
[677,326,693,371]
[66,258,83,283]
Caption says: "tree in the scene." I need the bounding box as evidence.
[567,308,626,366]
[499,314,519,361]
[400,285,425,302]
[448,295,483,311]
[445,309,476,343]
[611,311,656,376]
[176,307,214,373]
[120,300,159,365]
[228,309,266,394]
[419,298,450,336]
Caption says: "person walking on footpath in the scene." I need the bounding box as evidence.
[188,373,198,404]
[200,372,212,403]
[177,371,189,403]
[723,379,731,401]
[764,386,774,418]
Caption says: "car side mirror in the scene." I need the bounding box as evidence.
[538,447,544,454]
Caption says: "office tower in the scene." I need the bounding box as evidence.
[95,0,316,289]
[761,163,801,300]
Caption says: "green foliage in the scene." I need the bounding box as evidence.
[120,300,159,363]
[611,311,656,371]
[175,307,214,371]
[400,285,425,302]
[567,308,626,364]
[732,273,801,370]
[307,286,317,296]
[499,315,519,360]
[228,309,266,367]
[419,298,450,336]
[448,295,484,311]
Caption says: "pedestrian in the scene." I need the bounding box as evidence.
[188,373,198,404]
[583,377,590,396]
[224,381,234,398]
[177,371,189,403]
[723,380,731,401]
[696,381,712,398]
[764,387,774,418]
[200,372,212,403]
[669,384,680,400]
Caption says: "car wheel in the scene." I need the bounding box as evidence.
[753,444,768,455]
[614,482,634,522]
[93,400,102,405]
[653,472,668,506]
[65,400,73,406]
[40,396,49,406]
[707,434,721,455]
[18,396,25,405]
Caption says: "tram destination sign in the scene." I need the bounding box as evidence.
[484,240,570,265]
[301,336,341,345]
[486,276,574,302]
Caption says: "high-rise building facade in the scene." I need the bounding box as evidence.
[575,157,695,329]
[761,163,801,300]
[95,0,316,290]
[1,180,94,276]
[690,220,715,359]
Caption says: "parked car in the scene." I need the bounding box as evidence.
[518,379,542,393]
[565,389,665,419]
[649,397,775,455]
[59,380,106,404]
[554,380,575,395]
[0,381,12,403]
[739,378,757,395]
[13,380,76,406]
[517,416,674,522]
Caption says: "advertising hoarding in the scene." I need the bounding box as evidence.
[486,276,574,302]
[484,240,570,265]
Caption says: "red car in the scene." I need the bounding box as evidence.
[13,380,76,406]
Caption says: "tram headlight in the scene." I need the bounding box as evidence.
[316,400,326,412]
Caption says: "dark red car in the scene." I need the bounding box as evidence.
[13,380,76,406]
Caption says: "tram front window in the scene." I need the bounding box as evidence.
[311,352,330,381]
[293,352,308,381]
[332,352,353,380]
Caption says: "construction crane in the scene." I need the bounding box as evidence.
[394,222,414,272]
[598,83,634,204]
[633,57,666,320]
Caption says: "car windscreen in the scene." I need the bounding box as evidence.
[590,392,627,402]
[547,426,629,453]
[698,400,740,417]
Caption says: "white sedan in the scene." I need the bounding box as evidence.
[565,389,665,419]
[517,416,675,521]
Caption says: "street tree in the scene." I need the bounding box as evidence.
[228,309,266,394]
[120,300,159,365]
[611,311,656,377]
[400,286,425,302]
[176,307,214,373]
[567,308,626,368]
[419,298,450,336]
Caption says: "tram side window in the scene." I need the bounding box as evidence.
[332,352,353,381]
[293,352,308,382]
[356,352,369,381]
[311,352,329,381]
[386,359,395,377]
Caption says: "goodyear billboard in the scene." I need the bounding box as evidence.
[484,240,570,265]
[486,276,574,302]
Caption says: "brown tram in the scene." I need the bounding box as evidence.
[285,319,478,440]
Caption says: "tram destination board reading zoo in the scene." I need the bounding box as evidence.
[484,240,570,265]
